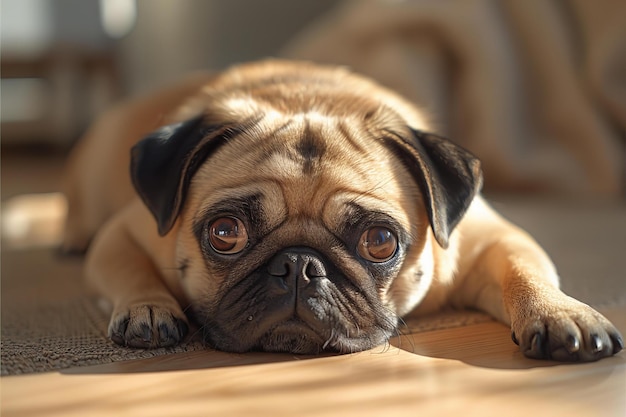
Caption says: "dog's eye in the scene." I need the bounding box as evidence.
[207,217,248,255]
[357,227,397,263]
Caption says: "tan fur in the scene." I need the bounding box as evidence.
[65,59,622,360]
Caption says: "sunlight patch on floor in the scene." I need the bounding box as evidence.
[2,192,68,250]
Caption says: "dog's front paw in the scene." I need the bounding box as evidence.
[109,304,189,348]
[510,296,623,362]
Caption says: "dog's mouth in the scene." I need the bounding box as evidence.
[252,318,329,355]
[198,311,337,355]
[200,302,397,355]
[202,314,394,355]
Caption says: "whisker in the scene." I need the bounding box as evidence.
[395,315,417,352]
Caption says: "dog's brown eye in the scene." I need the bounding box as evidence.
[357,227,397,262]
[208,217,248,254]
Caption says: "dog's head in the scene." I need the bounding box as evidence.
[130,60,482,354]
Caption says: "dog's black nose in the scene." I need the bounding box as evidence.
[267,247,327,291]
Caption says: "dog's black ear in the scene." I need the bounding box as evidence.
[130,116,232,236]
[384,129,483,248]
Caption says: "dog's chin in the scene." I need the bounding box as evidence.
[254,320,328,355]
[205,319,330,355]
[205,318,394,355]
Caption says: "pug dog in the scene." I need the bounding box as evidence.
[63,59,623,361]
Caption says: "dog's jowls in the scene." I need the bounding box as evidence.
[63,59,623,361]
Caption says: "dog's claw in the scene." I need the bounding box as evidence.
[611,333,624,354]
[140,323,153,343]
[177,318,189,339]
[157,316,189,346]
[590,334,603,353]
[525,332,546,359]
[109,317,129,346]
[549,334,581,361]
[565,334,580,353]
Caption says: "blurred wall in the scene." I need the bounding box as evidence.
[0,0,339,145]
[116,0,339,95]
[1,0,116,145]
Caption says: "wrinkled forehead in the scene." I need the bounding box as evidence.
[248,111,366,180]
[232,111,408,188]
[186,107,420,226]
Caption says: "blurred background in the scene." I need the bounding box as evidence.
[1,0,625,249]
[1,0,339,148]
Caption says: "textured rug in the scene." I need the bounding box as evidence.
[0,295,207,375]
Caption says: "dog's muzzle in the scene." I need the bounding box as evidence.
[203,245,395,354]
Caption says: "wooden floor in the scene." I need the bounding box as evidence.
[2,308,625,417]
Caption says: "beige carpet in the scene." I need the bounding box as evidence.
[1,197,625,375]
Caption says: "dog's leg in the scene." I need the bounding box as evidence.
[85,201,188,348]
[451,197,623,361]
